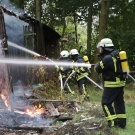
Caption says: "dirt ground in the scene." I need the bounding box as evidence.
[0,101,118,135]
[0,83,119,135]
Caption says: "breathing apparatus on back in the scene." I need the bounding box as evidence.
[97,38,130,76]
[83,55,91,74]
[70,48,91,74]
[83,55,90,64]
[119,51,130,73]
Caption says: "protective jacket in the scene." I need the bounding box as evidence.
[94,50,126,87]
[73,55,89,81]
[58,57,74,94]
[59,57,72,78]
[94,49,126,128]
[72,55,90,101]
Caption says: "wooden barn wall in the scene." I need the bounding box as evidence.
[0,7,61,85]
[34,23,45,56]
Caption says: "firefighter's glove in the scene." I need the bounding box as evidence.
[75,69,81,75]
[91,64,95,68]
[79,67,86,74]
[97,53,102,60]
[94,62,102,73]
[66,73,70,78]
[56,67,60,72]
[70,70,76,78]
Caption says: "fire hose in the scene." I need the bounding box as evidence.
[64,71,135,90]
[63,71,103,90]
[46,57,63,92]
[39,55,63,92]
[127,73,135,82]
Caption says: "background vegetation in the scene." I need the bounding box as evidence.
[1,0,135,134]
[5,0,135,72]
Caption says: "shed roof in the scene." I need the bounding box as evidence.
[0,6,61,41]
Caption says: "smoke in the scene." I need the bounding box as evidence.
[12,81,52,126]
[0,1,52,126]
[0,0,24,14]
[0,1,33,83]
[0,0,27,46]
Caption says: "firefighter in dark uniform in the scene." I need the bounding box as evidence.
[58,50,74,94]
[70,49,90,101]
[94,38,126,128]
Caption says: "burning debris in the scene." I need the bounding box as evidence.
[0,84,59,134]
[0,72,84,134]
[0,4,118,135]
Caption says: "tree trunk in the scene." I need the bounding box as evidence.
[60,4,66,51]
[74,14,78,44]
[87,0,93,61]
[92,0,111,82]
[35,0,41,21]
[34,0,45,55]
[98,0,111,41]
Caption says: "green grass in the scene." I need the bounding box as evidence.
[113,101,135,135]
[88,87,135,135]
[55,84,135,135]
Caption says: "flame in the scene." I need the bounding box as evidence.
[25,104,45,117]
[1,93,9,107]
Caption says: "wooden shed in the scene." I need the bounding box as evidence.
[0,6,61,57]
[0,6,61,83]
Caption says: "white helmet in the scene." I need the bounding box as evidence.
[70,49,79,55]
[60,50,69,58]
[97,38,114,48]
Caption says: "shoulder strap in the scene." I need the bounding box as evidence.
[110,52,127,80]
[110,52,122,72]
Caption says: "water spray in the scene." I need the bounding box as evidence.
[6,41,135,90]
[7,41,40,57]
[7,41,64,92]
[0,58,92,67]
[2,40,99,92]
[45,57,63,93]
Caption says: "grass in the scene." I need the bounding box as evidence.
[63,85,135,135]
[114,101,135,135]
[36,82,135,134]
[87,86,135,135]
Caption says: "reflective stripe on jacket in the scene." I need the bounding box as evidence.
[73,55,89,81]
[94,50,126,88]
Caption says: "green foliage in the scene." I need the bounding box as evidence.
[106,0,135,71]
[7,0,135,70]
[9,0,24,8]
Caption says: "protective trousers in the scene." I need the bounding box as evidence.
[101,87,126,128]
[77,77,89,100]
[63,77,74,94]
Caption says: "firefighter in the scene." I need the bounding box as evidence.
[58,50,74,94]
[70,49,90,101]
[94,38,126,128]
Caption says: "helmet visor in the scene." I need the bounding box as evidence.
[99,47,103,53]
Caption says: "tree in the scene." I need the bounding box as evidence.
[87,0,93,61]
[107,0,135,71]
[9,0,25,8]
[35,0,41,21]
[92,0,111,81]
